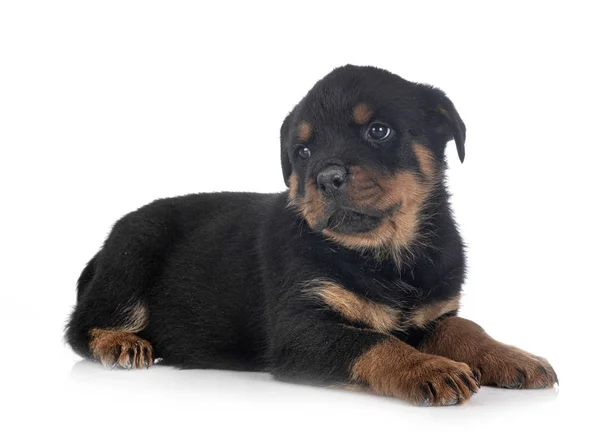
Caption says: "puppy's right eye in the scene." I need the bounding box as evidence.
[367,122,392,141]
[297,146,311,159]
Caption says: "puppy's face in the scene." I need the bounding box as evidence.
[281,65,466,250]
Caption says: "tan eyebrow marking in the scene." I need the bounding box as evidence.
[353,103,373,125]
[297,121,312,142]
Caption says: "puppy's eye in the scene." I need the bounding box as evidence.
[367,123,392,141]
[297,145,311,159]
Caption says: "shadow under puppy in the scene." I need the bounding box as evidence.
[66,65,557,406]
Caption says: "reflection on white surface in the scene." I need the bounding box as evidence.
[59,359,570,446]
[69,359,280,401]
[5,346,575,446]
[69,359,560,409]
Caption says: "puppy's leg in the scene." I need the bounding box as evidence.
[67,274,154,369]
[270,321,479,406]
[65,210,172,368]
[418,317,558,389]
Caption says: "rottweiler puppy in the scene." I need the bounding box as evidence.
[66,65,557,406]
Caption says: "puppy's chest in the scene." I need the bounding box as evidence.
[308,275,460,336]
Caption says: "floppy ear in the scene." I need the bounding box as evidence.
[428,89,467,163]
[280,112,293,187]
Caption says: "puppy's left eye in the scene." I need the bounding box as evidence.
[297,145,311,159]
[367,123,392,141]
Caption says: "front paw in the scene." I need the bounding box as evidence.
[475,345,558,389]
[412,356,480,406]
[351,339,479,406]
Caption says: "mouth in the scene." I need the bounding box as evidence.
[317,205,400,234]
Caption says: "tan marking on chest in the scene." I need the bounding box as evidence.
[308,281,400,334]
[408,295,461,328]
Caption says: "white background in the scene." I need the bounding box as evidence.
[1,1,598,445]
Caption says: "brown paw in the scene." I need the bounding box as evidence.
[475,345,558,389]
[351,339,480,406]
[89,329,153,369]
[407,355,480,406]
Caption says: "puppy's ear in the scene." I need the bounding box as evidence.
[427,88,467,163]
[280,112,293,187]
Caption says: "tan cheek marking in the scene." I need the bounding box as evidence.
[376,170,426,211]
[288,177,327,230]
[353,103,373,125]
[409,295,461,328]
[298,121,312,142]
[303,179,326,228]
[377,163,435,250]
[344,166,383,209]
[308,280,400,334]
[412,143,437,181]
[288,172,299,200]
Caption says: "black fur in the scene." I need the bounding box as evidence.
[66,65,466,386]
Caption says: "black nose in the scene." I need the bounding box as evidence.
[317,166,347,195]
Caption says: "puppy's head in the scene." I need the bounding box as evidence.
[281,65,466,251]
